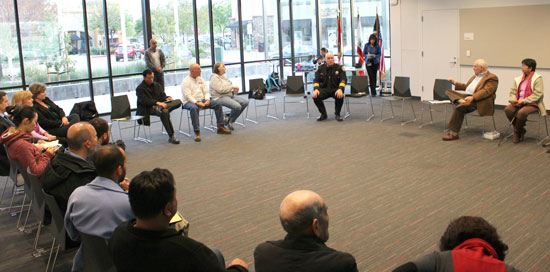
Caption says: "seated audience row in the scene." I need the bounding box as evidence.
[30,82,79,138]
[138,62,248,143]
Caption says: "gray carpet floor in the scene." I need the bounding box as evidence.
[1,91,549,271]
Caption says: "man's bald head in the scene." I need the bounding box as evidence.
[279,190,329,241]
[325,53,335,66]
[67,122,97,153]
[190,63,201,78]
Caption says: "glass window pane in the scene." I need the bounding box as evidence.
[151,0,195,71]
[87,0,109,78]
[240,0,274,62]
[280,0,291,68]
[319,0,339,57]
[0,1,22,88]
[197,1,212,66]
[213,0,240,63]
[244,61,276,91]
[292,0,317,65]
[355,0,390,79]
[19,1,89,83]
[107,0,145,75]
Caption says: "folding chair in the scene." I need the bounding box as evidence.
[283,76,309,119]
[110,95,150,143]
[245,78,278,123]
[42,189,69,272]
[419,79,453,130]
[1,145,22,213]
[27,168,48,257]
[380,76,417,125]
[80,232,116,272]
[499,108,550,146]
[178,106,215,137]
[346,75,375,121]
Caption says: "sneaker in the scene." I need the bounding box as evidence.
[168,136,180,144]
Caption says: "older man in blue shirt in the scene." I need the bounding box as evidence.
[64,145,133,272]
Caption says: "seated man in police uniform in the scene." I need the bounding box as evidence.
[312,53,347,121]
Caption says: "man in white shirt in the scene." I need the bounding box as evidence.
[442,59,499,141]
[181,63,231,142]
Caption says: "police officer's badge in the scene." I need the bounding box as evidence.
[335,71,339,75]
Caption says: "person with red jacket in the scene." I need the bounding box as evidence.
[0,105,57,179]
[393,216,520,272]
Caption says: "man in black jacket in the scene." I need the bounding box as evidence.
[312,53,347,121]
[42,122,97,212]
[136,69,182,144]
[254,190,358,272]
[110,168,248,272]
[0,91,14,176]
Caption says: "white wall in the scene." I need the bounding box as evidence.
[391,0,550,106]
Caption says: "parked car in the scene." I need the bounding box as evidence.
[269,44,316,65]
[162,45,193,59]
[115,45,139,61]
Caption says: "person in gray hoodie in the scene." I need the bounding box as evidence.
[209,63,248,130]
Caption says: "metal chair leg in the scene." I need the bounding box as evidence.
[16,193,27,229]
[366,95,375,121]
[45,237,56,272]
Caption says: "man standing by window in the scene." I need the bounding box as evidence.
[145,39,166,88]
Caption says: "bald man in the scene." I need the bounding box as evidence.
[313,53,347,121]
[254,190,358,272]
[42,122,98,212]
[443,59,499,141]
[181,63,231,142]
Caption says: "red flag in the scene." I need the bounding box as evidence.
[356,11,365,75]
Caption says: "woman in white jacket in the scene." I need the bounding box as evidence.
[209,63,248,130]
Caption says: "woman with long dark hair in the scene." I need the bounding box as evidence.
[0,105,57,178]
[363,34,381,96]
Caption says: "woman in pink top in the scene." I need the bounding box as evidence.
[11,90,56,142]
[504,58,545,143]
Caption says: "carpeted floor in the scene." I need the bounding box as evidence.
[1,91,549,271]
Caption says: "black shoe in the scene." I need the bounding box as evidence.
[168,136,180,144]
[317,114,327,121]
[335,114,344,121]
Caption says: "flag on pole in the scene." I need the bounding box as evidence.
[373,12,385,77]
[356,11,365,75]
[337,13,342,63]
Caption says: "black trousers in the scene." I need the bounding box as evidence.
[151,99,182,137]
[313,88,344,115]
[153,69,165,89]
[366,62,379,96]
[46,113,80,138]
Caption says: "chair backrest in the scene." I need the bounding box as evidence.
[285,76,305,95]
[4,145,19,185]
[27,168,46,220]
[42,189,67,251]
[111,95,131,120]
[393,76,411,97]
[351,75,369,95]
[80,232,116,272]
[248,78,266,99]
[433,79,452,101]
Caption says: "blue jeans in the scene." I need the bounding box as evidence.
[183,100,224,132]
[216,95,249,123]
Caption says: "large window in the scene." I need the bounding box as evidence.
[213,0,240,64]
[0,0,21,88]
[0,0,390,114]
